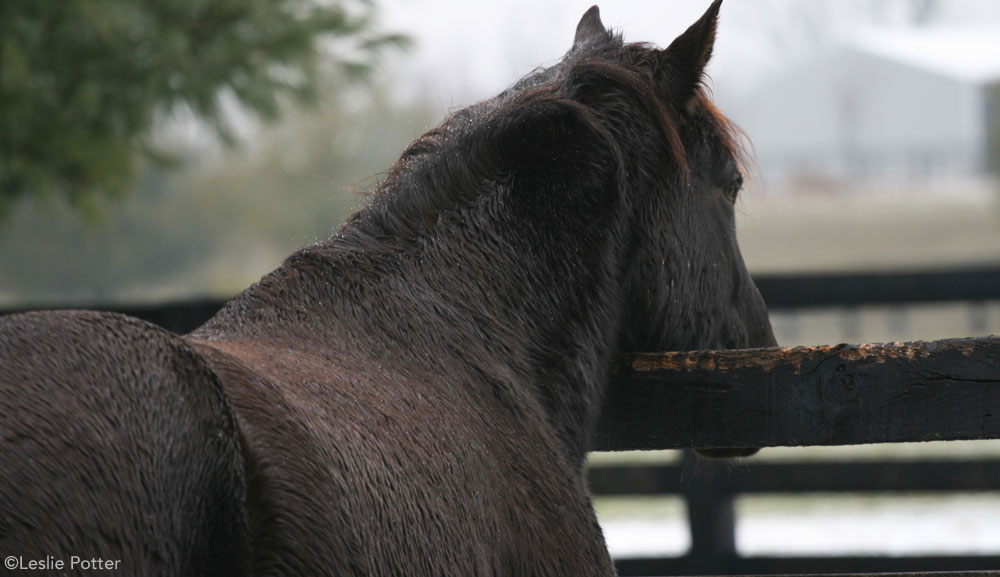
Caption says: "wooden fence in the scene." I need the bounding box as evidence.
[589,265,1000,576]
[593,336,1000,576]
[7,265,998,331]
[4,265,1000,577]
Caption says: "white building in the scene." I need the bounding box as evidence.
[727,28,1000,185]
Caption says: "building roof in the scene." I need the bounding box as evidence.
[848,28,1000,83]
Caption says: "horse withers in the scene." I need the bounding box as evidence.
[0,2,775,575]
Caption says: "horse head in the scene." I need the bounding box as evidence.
[339,2,778,462]
[566,3,779,456]
[571,3,775,354]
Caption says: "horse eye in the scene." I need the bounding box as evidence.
[723,173,743,203]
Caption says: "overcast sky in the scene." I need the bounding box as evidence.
[375,0,1000,110]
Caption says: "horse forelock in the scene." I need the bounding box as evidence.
[698,91,755,193]
[562,39,753,195]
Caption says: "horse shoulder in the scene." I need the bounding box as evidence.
[190,338,615,576]
[187,338,364,575]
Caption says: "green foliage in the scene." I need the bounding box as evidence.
[0,0,406,220]
[179,85,439,261]
[0,84,439,305]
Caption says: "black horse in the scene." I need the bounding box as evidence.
[0,2,775,575]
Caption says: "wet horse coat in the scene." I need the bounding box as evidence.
[0,3,775,575]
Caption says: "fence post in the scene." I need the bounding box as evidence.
[683,450,738,574]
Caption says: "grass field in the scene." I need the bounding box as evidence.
[736,180,1000,274]
[736,180,1000,345]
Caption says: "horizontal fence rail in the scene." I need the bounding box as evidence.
[594,336,1000,451]
[754,266,1000,308]
[3,266,999,333]
[589,457,1000,496]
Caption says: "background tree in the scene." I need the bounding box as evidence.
[0,0,405,220]
[0,80,437,305]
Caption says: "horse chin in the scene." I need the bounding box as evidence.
[694,447,760,459]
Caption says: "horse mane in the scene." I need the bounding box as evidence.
[339,36,751,245]
[200,27,754,339]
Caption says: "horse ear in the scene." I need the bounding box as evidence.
[658,0,722,113]
[573,6,610,50]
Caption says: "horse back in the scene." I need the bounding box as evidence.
[0,310,250,576]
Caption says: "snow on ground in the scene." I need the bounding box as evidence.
[601,520,691,559]
[600,494,1000,559]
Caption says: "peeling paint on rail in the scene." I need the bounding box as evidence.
[624,337,988,377]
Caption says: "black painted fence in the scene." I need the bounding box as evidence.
[593,336,1000,576]
[593,452,1000,576]
[5,266,1000,332]
[754,266,1000,308]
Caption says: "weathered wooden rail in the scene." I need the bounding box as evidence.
[596,336,1000,452]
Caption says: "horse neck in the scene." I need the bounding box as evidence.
[344,185,625,465]
[200,170,626,467]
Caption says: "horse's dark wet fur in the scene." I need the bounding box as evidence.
[1,3,775,575]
